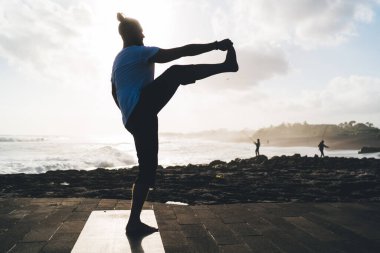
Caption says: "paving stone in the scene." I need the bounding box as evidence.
[30,199,61,207]
[304,212,380,253]
[0,227,8,236]
[13,198,33,206]
[66,211,91,221]
[42,208,74,226]
[0,216,18,229]
[95,199,118,209]
[218,206,251,224]
[0,206,17,215]
[160,230,188,246]
[0,222,34,252]
[173,205,194,215]
[227,222,262,236]
[156,218,181,231]
[186,235,219,253]
[0,235,17,252]
[190,205,210,210]
[274,203,318,216]
[264,215,342,253]
[114,202,131,210]
[143,202,154,209]
[32,206,58,214]
[163,245,195,253]
[56,220,86,233]
[284,216,341,241]
[208,235,241,246]
[202,219,240,245]
[220,214,246,224]
[155,209,177,220]
[8,209,31,219]
[193,209,218,219]
[62,198,83,202]
[311,210,380,240]
[244,215,277,234]
[1,199,380,253]
[219,243,252,253]
[181,224,209,238]
[9,242,46,253]
[20,212,50,224]
[79,198,100,205]
[50,232,80,242]
[244,236,282,253]
[116,199,131,204]
[74,203,98,211]
[22,224,62,242]
[177,213,200,225]
[61,200,81,207]
[42,240,76,253]
[262,227,315,253]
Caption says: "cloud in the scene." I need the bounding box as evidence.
[198,0,379,90]
[207,46,289,89]
[320,75,380,113]
[1,0,378,90]
[211,0,377,49]
[242,75,380,125]
[0,0,100,85]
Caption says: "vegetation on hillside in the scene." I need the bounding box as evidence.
[251,121,380,139]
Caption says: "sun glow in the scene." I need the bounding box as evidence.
[86,1,175,67]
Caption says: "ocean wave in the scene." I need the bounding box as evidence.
[81,146,135,168]
[0,136,46,142]
[0,145,136,174]
[2,162,79,174]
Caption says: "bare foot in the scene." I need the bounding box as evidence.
[126,221,159,236]
[224,46,239,72]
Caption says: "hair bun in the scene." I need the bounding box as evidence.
[117,12,127,22]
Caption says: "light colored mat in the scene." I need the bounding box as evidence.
[72,210,165,253]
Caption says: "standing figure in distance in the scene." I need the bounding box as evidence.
[254,139,260,156]
[318,140,329,157]
[111,13,238,236]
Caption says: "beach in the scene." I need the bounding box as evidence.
[1,155,379,205]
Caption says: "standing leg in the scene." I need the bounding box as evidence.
[126,113,159,235]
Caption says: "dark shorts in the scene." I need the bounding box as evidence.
[125,65,196,187]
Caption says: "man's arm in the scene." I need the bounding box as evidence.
[111,82,120,109]
[150,39,233,63]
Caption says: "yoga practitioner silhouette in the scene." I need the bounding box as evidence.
[111,13,238,236]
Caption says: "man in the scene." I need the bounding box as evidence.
[254,139,260,156]
[318,140,329,157]
[111,13,238,235]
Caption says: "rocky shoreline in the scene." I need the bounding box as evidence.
[1,155,379,204]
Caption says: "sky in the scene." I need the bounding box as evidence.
[1,0,380,136]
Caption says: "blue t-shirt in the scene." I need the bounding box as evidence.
[111,46,160,126]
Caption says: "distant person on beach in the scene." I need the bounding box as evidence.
[111,13,238,236]
[254,139,260,156]
[318,140,329,157]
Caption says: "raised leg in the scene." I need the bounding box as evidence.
[143,46,238,114]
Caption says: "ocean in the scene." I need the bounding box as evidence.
[1,135,379,174]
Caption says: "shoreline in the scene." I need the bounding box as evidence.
[1,155,379,204]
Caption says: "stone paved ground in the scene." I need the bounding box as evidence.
[1,198,379,253]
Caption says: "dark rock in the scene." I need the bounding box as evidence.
[359,146,380,154]
[1,155,379,204]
